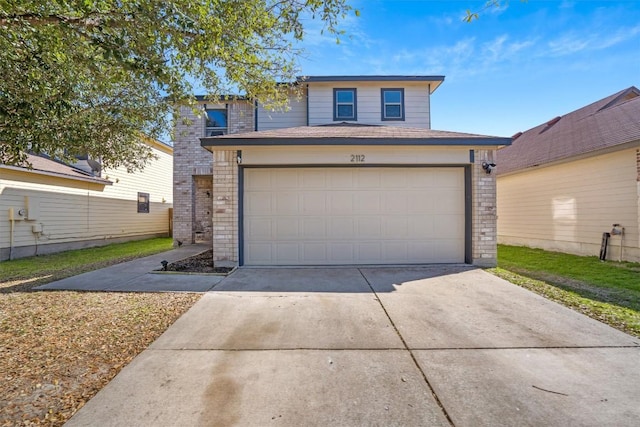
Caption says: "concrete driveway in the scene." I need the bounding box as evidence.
[66,266,640,427]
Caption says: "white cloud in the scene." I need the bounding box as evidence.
[546,24,640,57]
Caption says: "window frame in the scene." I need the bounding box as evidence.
[137,192,150,213]
[204,105,228,136]
[333,88,357,121]
[381,88,405,121]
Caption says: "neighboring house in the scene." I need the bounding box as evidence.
[497,86,640,262]
[0,139,173,260]
[174,75,511,267]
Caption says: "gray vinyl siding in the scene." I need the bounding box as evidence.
[257,94,307,131]
[307,81,431,128]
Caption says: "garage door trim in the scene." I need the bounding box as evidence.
[238,164,472,265]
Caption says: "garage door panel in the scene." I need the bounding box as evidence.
[244,167,465,265]
[408,169,436,188]
[328,242,354,262]
[302,243,328,263]
[275,193,299,214]
[245,242,274,264]
[246,217,273,240]
[275,218,299,240]
[354,192,381,214]
[432,215,465,238]
[301,193,326,214]
[301,218,326,239]
[328,217,355,239]
[383,217,408,238]
[434,168,463,185]
[274,169,299,188]
[382,193,408,213]
[428,239,464,262]
[383,242,409,262]
[356,169,382,188]
[356,242,382,262]
[380,171,409,188]
[407,196,436,214]
[301,170,327,188]
[275,243,299,264]
[329,169,354,188]
[245,169,273,190]
[245,192,272,212]
[328,192,353,214]
[431,190,464,212]
[357,217,383,238]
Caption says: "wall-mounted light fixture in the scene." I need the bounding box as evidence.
[482,162,496,174]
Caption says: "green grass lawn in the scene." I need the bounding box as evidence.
[0,237,173,292]
[491,244,640,337]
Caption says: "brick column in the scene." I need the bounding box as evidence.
[472,149,498,267]
[212,150,239,266]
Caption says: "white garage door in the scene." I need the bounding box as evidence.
[243,167,465,265]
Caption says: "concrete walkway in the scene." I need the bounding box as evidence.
[35,244,225,292]
[64,265,640,426]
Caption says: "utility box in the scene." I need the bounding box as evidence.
[24,196,40,220]
[32,223,43,233]
[8,208,25,221]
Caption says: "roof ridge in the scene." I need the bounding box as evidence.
[596,86,640,112]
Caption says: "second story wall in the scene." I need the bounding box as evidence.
[307,81,432,128]
[257,93,307,131]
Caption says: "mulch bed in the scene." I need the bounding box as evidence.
[161,250,234,274]
[0,289,200,426]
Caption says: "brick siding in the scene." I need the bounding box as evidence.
[211,150,239,265]
[172,101,253,246]
[472,149,498,267]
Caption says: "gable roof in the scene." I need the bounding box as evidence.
[201,123,510,149]
[1,154,112,185]
[498,86,640,175]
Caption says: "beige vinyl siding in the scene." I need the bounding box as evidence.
[99,143,173,204]
[307,82,430,128]
[257,93,307,130]
[497,148,639,262]
[0,143,173,259]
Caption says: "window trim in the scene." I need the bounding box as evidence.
[137,192,150,213]
[381,88,405,121]
[333,88,357,121]
[204,105,228,136]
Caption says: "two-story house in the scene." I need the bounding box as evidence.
[173,76,511,267]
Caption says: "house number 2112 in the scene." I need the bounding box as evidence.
[350,154,366,163]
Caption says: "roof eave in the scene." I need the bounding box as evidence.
[200,136,511,152]
[298,75,445,94]
[0,164,113,185]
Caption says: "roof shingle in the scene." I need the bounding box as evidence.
[498,87,640,175]
[201,123,511,149]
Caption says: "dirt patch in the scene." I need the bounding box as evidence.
[161,250,234,274]
[0,291,200,426]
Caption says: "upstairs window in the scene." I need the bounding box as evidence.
[205,107,228,136]
[381,89,405,121]
[137,192,150,213]
[333,88,357,121]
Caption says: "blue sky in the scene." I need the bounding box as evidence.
[295,0,640,137]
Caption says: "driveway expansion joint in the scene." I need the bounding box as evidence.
[357,268,456,427]
[408,345,640,351]
[149,347,409,352]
